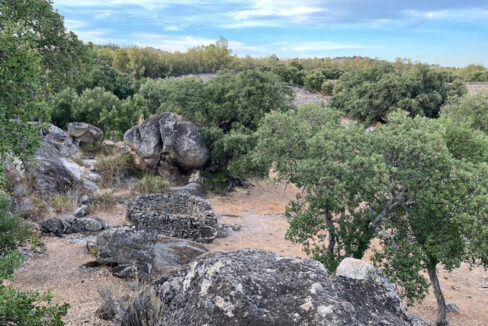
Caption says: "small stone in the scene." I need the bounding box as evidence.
[74,204,90,218]
[446,302,460,314]
[78,195,92,206]
[87,240,98,256]
[82,218,103,231]
[232,224,241,231]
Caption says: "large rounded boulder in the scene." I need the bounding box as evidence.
[147,250,418,326]
[124,113,209,174]
[67,122,104,145]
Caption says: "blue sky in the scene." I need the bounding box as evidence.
[53,0,488,67]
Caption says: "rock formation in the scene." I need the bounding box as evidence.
[40,216,109,236]
[31,125,82,193]
[124,113,209,182]
[95,226,207,279]
[67,122,104,145]
[126,193,219,243]
[125,250,419,326]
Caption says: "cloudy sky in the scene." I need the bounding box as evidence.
[53,0,488,67]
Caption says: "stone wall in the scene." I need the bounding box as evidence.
[126,193,218,243]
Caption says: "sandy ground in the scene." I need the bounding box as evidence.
[10,179,488,325]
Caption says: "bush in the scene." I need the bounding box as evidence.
[304,69,325,92]
[135,175,169,194]
[0,286,69,326]
[48,88,77,129]
[321,80,335,96]
[331,63,466,125]
[72,87,121,130]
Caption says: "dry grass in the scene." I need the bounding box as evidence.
[96,152,139,188]
[133,175,169,195]
[49,191,80,214]
[94,191,117,211]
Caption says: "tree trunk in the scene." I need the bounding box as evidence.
[427,264,449,326]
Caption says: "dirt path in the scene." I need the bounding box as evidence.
[10,180,488,325]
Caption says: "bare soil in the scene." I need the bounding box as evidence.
[9,180,488,325]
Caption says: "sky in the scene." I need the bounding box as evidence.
[53,0,488,67]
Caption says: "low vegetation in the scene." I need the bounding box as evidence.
[96,153,140,188]
[134,175,170,195]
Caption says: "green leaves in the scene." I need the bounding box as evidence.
[331,63,466,125]
[256,106,488,308]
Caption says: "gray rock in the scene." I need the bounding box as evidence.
[446,302,460,314]
[216,223,229,238]
[124,112,209,174]
[231,223,241,231]
[153,238,208,274]
[31,124,81,193]
[78,194,92,206]
[171,183,207,198]
[41,216,109,236]
[146,250,417,326]
[67,122,104,145]
[81,218,103,231]
[74,204,90,218]
[95,227,207,279]
[83,179,99,192]
[126,193,218,243]
[96,227,158,279]
[40,218,65,236]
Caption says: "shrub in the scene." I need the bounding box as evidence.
[304,69,325,92]
[72,87,121,130]
[96,153,139,188]
[321,80,335,96]
[0,286,69,326]
[331,63,466,125]
[135,175,169,194]
[48,88,77,129]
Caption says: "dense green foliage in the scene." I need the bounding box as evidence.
[1,3,70,323]
[73,87,122,127]
[441,91,488,133]
[303,69,325,92]
[0,21,48,185]
[331,63,467,125]
[254,108,488,325]
[0,0,88,92]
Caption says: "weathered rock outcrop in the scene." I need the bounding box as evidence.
[141,250,418,326]
[95,226,207,279]
[67,122,104,145]
[32,125,82,193]
[126,193,219,243]
[41,216,109,236]
[124,113,209,179]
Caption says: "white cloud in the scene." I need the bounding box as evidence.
[404,8,488,22]
[164,25,183,31]
[64,19,86,29]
